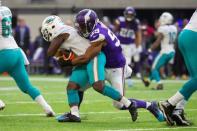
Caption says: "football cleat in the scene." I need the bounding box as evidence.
[141,78,150,87]
[0,100,5,111]
[147,101,165,122]
[56,112,81,122]
[128,101,138,122]
[159,101,175,126]
[172,109,190,126]
[156,84,164,90]
[152,84,164,90]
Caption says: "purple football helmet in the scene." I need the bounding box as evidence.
[74,9,98,38]
[124,6,136,21]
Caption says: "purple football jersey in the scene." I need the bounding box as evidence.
[116,16,140,44]
[89,22,126,68]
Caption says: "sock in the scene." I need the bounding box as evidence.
[146,102,151,108]
[78,91,84,108]
[102,85,122,101]
[67,89,80,105]
[129,99,147,108]
[175,99,187,110]
[168,91,184,106]
[120,97,131,108]
[71,105,80,117]
[34,95,51,112]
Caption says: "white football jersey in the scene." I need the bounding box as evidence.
[59,25,90,56]
[185,9,197,32]
[158,25,177,54]
[0,6,18,51]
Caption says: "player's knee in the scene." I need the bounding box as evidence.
[67,82,80,90]
[113,101,124,110]
[92,81,105,93]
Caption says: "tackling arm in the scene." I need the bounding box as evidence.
[71,41,105,66]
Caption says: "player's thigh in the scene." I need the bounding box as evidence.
[9,50,32,90]
[105,68,124,96]
[87,52,106,85]
[121,44,134,58]
[0,49,18,73]
[152,53,173,70]
[178,30,197,77]
[69,65,89,90]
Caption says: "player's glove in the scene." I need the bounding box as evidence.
[57,58,73,67]
[55,49,76,67]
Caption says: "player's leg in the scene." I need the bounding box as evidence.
[160,30,197,126]
[0,49,21,111]
[87,52,138,122]
[57,65,89,122]
[8,49,55,116]
[121,44,134,87]
[150,52,175,90]
[106,67,164,121]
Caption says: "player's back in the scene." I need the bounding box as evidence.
[89,21,126,68]
[60,25,90,56]
[0,6,18,51]
[185,9,197,32]
[158,25,177,53]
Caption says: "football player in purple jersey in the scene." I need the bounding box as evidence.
[114,6,143,85]
[71,9,164,122]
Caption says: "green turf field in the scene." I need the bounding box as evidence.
[0,75,196,131]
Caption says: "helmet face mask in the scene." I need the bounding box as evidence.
[124,6,136,22]
[74,9,98,38]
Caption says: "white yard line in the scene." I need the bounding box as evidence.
[103,127,197,131]
[0,77,187,83]
[0,109,196,117]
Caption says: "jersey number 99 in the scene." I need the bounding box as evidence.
[2,17,12,37]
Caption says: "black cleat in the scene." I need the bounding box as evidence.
[56,112,81,122]
[152,84,164,90]
[156,84,164,90]
[159,101,175,126]
[172,109,190,126]
[128,101,138,122]
[141,78,150,87]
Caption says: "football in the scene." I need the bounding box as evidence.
[55,49,76,61]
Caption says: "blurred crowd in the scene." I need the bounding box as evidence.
[12,14,189,79]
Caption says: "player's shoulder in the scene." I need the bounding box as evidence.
[170,25,178,31]
[117,16,125,22]
[158,25,168,32]
[89,23,105,42]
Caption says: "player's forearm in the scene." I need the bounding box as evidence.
[135,31,142,47]
[71,55,89,66]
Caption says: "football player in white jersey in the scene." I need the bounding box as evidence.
[142,12,177,90]
[159,9,197,126]
[41,15,164,122]
[0,6,55,117]
[41,15,138,122]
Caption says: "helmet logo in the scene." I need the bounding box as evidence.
[45,16,55,24]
